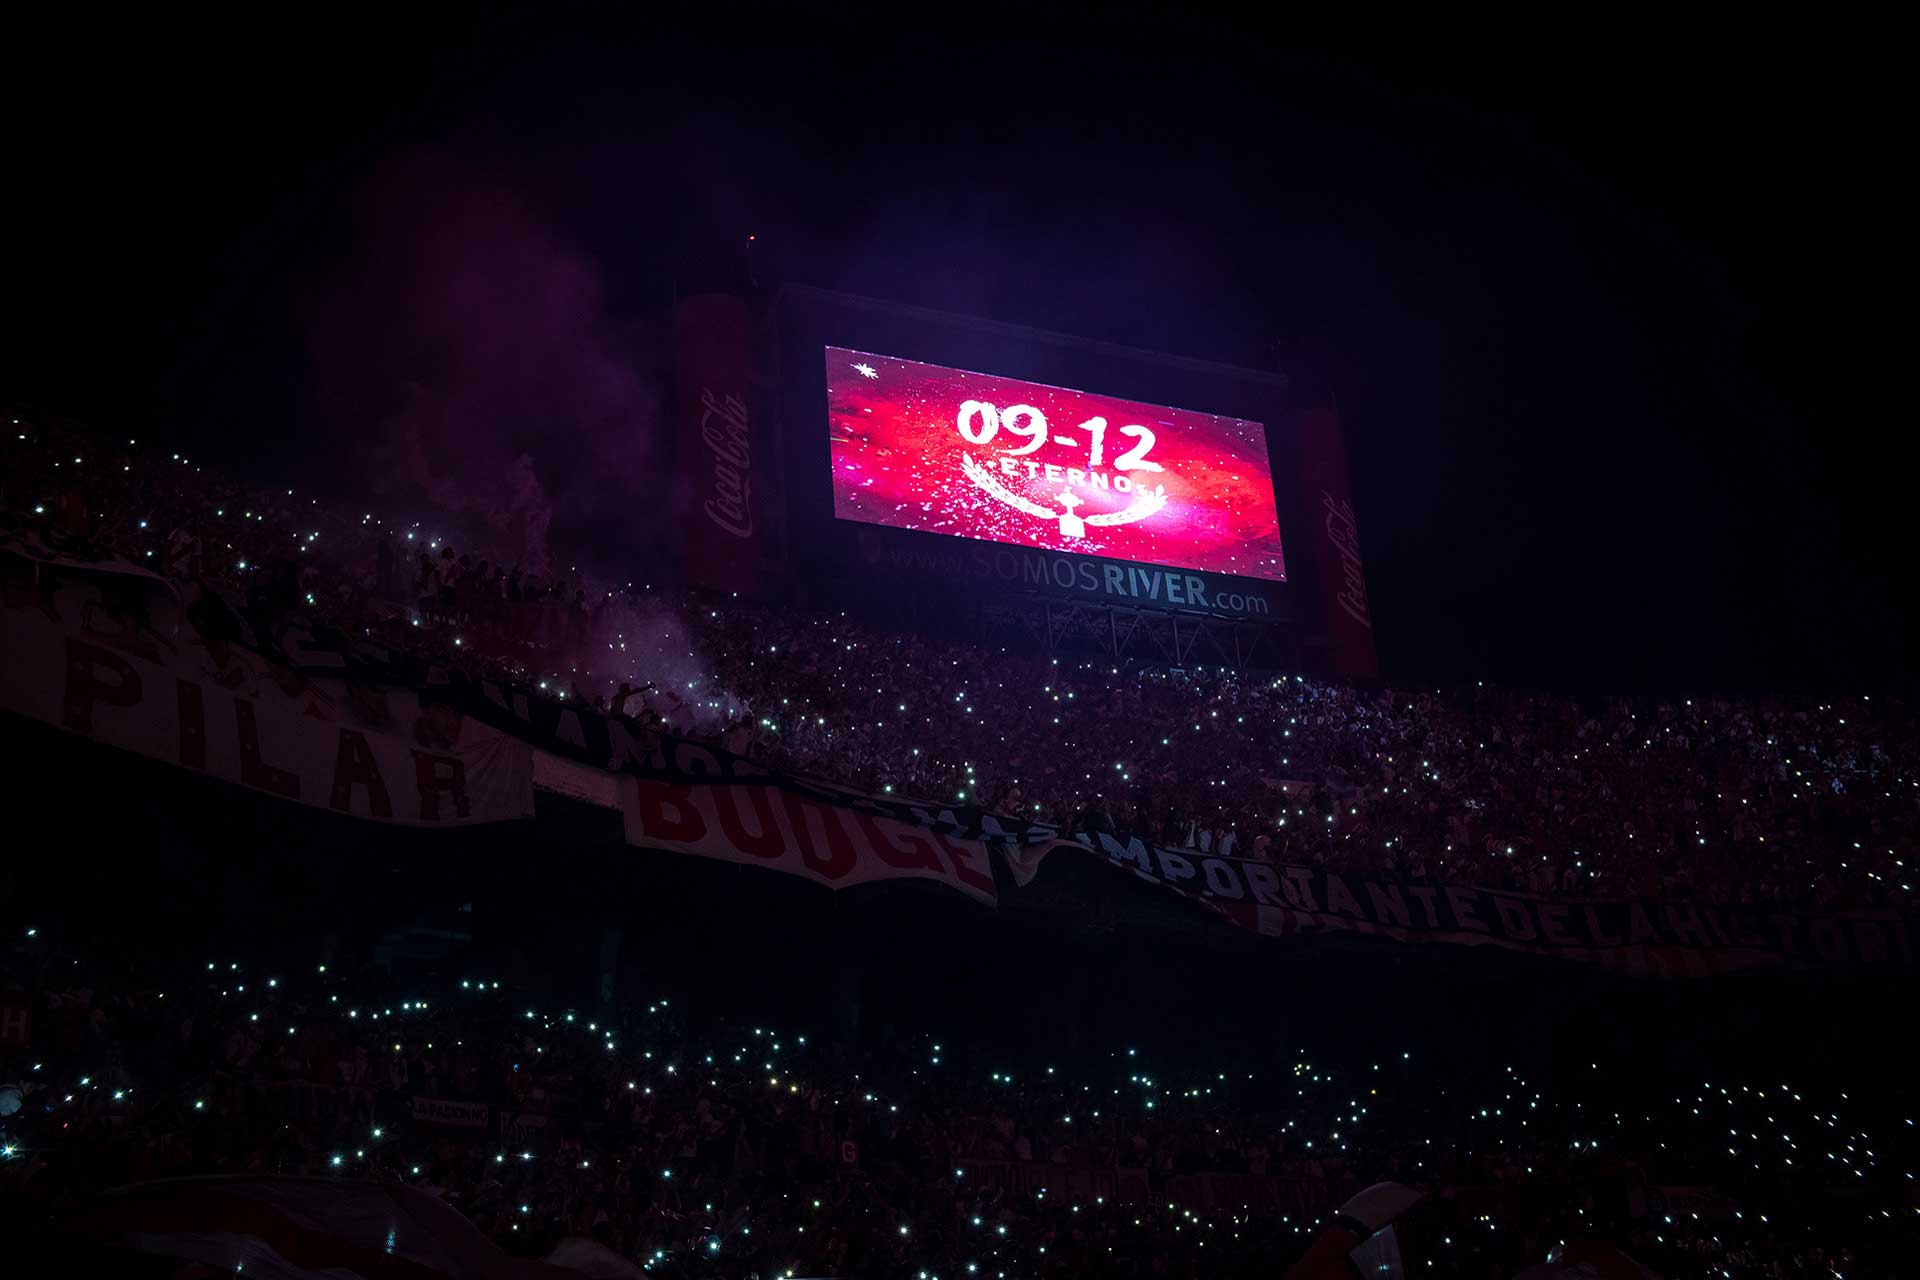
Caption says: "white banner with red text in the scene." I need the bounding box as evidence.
[0,552,534,825]
[621,772,1000,905]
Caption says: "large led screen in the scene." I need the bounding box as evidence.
[826,347,1286,581]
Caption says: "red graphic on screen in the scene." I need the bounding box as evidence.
[827,347,1286,581]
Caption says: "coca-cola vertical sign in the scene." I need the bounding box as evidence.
[1296,406,1378,679]
[674,293,760,592]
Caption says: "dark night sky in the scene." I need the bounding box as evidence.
[4,9,1906,693]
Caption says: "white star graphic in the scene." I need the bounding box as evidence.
[852,362,878,379]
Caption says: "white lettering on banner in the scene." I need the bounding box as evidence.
[1082,830,1266,906]
[410,1096,489,1127]
[699,388,754,538]
[1321,490,1371,629]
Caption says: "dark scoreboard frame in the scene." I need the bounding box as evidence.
[765,287,1317,629]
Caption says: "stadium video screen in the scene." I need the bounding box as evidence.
[826,347,1286,581]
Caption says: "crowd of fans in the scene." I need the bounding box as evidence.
[696,608,1916,909]
[3,929,1907,1277]
[4,416,1916,909]
[5,418,1917,1276]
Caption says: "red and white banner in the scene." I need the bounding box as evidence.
[1,561,534,826]
[621,775,999,905]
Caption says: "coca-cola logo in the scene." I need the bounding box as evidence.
[699,388,753,539]
[1321,491,1371,629]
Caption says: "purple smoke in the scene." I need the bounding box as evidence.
[585,593,744,734]
[308,153,659,577]
[303,155,746,728]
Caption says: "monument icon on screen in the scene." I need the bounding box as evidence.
[960,453,1167,539]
